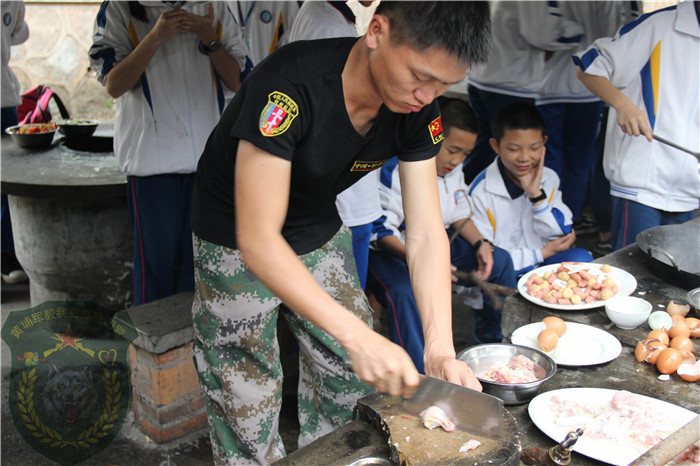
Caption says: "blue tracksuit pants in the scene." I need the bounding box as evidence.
[610,197,696,251]
[2,107,18,254]
[127,174,195,305]
[349,223,373,290]
[539,101,605,221]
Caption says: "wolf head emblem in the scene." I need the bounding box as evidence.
[43,363,96,428]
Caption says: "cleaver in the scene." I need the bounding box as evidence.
[402,375,505,439]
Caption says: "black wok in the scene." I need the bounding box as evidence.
[635,222,700,290]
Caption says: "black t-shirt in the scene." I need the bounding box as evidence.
[192,37,444,255]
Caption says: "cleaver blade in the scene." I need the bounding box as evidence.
[402,375,505,439]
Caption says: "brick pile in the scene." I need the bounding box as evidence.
[129,342,207,442]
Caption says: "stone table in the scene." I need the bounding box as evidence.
[276,244,699,465]
[500,243,700,464]
[1,128,132,310]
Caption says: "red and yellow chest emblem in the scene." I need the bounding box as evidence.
[259,91,299,137]
[429,116,444,145]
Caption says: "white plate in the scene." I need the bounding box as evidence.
[517,263,637,310]
[528,388,698,465]
[511,322,621,366]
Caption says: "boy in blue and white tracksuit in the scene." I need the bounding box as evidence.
[574,2,700,250]
[368,98,517,371]
[89,1,250,305]
[536,1,638,222]
[469,159,592,274]
[469,102,593,276]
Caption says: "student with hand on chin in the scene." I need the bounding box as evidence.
[469,102,593,278]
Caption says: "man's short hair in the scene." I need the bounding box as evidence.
[493,102,547,141]
[375,2,491,65]
[437,97,478,136]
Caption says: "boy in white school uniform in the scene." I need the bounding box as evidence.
[469,102,593,276]
[368,98,518,370]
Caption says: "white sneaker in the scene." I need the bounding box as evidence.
[2,269,28,284]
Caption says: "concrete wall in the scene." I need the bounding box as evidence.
[8,1,115,122]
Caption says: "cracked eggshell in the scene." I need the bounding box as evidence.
[647,329,670,346]
[645,340,668,365]
[677,358,700,382]
[685,317,700,338]
[667,300,690,318]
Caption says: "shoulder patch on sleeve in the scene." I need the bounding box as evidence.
[259,91,299,137]
[429,116,444,144]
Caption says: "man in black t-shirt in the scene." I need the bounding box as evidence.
[191,3,491,464]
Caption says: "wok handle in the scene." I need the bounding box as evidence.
[647,245,681,271]
[653,134,700,160]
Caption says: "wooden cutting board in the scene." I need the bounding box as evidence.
[356,393,520,465]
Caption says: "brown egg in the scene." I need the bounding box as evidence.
[542,316,567,337]
[686,317,700,338]
[538,329,559,352]
[647,329,670,346]
[669,319,691,339]
[671,314,686,326]
[645,340,668,365]
[656,348,682,374]
[670,335,694,353]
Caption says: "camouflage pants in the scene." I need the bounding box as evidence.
[192,227,375,465]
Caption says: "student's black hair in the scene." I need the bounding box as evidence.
[493,101,547,141]
[129,1,148,23]
[437,97,478,136]
[374,2,491,65]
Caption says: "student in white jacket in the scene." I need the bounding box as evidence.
[575,1,700,250]
[368,98,517,369]
[469,102,593,275]
[89,1,249,305]
[536,1,637,222]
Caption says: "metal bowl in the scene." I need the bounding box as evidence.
[4,124,57,149]
[57,119,98,138]
[347,458,392,466]
[457,343,557,405]
[688,287,700,311]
